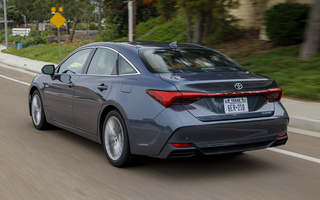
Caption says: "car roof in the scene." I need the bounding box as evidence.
[81,41,208,52]
[78,42,214,75]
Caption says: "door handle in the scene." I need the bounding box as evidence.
[97,84,108,91]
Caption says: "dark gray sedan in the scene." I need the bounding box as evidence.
[28,42,289,167]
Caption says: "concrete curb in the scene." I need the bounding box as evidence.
[289,116,320,134]
[0,60,41,74]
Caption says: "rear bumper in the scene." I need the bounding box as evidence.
[154,118,288,159]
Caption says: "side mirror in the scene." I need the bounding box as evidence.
[42,65,55,76]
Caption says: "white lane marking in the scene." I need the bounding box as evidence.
[0,74,30,86]
[288,127,320,138]
[268,148,320,164]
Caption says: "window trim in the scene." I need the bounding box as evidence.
[83,46,141,76]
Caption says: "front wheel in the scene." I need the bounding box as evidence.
[102,110,134,167]
[31,90,49,130]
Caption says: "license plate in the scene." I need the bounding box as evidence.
[224,97,249,113]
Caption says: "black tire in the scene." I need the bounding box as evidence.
[31,90,49,130]
[102,110,134,167]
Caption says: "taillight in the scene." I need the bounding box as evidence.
[207,87,283,102]
[171,143,190,147]
[265,87,283,102]
[146,90,206,107]
[278,133,287,137]
[146,87,283,107]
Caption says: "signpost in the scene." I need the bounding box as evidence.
[3,0,8,50]
[50,8,66,58]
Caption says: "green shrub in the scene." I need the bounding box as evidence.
[21,30,48,46]
[9,35,23,44]
[265,3,309,45]
[137,17,186,42]
[89,23,98,30]
[76,23,86,30]
[203,15,243,44]
[101,23,122,41]
[28,30,38,37]
[136,17,159,38]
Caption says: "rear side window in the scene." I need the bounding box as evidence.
[119,56,137,75]
[140,48,247,73]
[87,48,118,75]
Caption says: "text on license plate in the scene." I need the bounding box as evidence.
[224,97,249,113]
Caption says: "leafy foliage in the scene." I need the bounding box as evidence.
[265,3,310,45]
[138,17,186,42]
[101,0,159,41]
[238,45,320,100]
[89,23,98,30]
[151,0,240,44]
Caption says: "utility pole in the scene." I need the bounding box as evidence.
[128,1,133,42]
[132,0,136,41]
[128,0,136,42]
[3,0,9,50]
[24,15,27,40]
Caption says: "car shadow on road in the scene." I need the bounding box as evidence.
[128,152,280,179]
[29,123,282,179]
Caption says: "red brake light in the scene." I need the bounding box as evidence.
[265,87,283,102]
[146,90,206,107]
[146,90,182,107]
[146,87,283,107]
[278,133,287,137]
[171,143,190,147]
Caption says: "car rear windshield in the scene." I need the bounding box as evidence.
[139,48,247,73]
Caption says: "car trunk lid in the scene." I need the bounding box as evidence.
[158,72,280,121]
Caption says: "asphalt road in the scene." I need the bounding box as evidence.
[0,64,319,200]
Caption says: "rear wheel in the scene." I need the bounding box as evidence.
[102,110,133,167]
[31,90,49,130]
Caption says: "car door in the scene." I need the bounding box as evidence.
[43,48,93,127]
[73,47,119,134]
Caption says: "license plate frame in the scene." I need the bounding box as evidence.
[224,97,249,114]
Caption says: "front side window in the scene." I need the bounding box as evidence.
[58,49,92,74]
[87,48,118,75]
[140,48,247,73]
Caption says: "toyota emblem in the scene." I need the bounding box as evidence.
[234,83,243,90]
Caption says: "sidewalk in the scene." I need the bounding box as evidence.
[0,45,54,74]
[0,45,319,136]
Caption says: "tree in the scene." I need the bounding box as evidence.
[299,0,320,60]
[0,5,23,26]
[102,0,158,41]
[94,0,105,32]
[178,0,239,44]
[55,0,93,42]
[7,0,52,28]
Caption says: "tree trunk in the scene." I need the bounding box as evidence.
[202,12,211,42]
[69,15,78,42]
[192,11,204,44]
[299,0,320,60]
[183,6,192,43]
[36,21,39,31]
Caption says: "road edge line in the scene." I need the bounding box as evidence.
[268,148,320,164]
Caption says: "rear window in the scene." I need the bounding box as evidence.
[140,48,247,73]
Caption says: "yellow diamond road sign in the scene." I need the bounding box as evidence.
[50,12,66,29]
